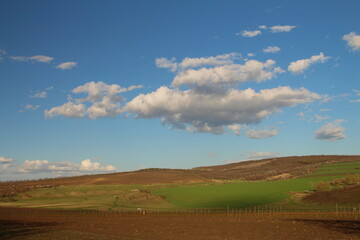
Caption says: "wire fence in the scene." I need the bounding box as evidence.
[2,205,360,220]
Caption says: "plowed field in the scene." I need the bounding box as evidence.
[1,207,359,240]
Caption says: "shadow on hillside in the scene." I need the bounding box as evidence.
[0,219,59,239]
[291,219,360,235]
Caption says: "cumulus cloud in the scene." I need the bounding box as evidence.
[45,81,142,119]
[237,30,262,38]
[315,120,346,141]
[155,53,241,72]
[263,46,281,53]
[270,25,296,33]
[10,55,53,63]
[0,156,14,163]
[56,61,78,70]
[258,25,267,30]
[16,159,115,173]
[246,128,278,139]
[172,59,284,88]
[155,57,178,72]
[247,151,280,160]
[45,102,86,118]
[343,32,360,51]
[126,86,320,135]
[288,52,329,74]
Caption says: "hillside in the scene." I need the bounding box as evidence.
[192,155,360,180]
[1,155,359,187]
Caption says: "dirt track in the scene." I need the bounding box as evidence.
[1,207,359,240]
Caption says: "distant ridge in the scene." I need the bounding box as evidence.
[1,155,359,186]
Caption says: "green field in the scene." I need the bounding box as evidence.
[1,161,359,211]
[151,176,339,209]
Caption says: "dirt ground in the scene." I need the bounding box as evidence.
[1,207,359,240]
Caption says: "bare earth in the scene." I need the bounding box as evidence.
[1,207,359,240]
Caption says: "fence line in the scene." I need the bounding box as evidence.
[2,205,360,220]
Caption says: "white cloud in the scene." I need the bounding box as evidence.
[315,120,346,141]
[288,52,329,74]
[172,59,284,88]
[270,25,296,33]
[80,159,116,171]
[227,124,241,136]
[30,86,53,99]
[30,91,47,98]
[24,104,40,110]
[45,102,86,118]
[258,25,267,30]
[10,55,53,63]
[180,53,241,69]
[297,112,305,118]
[314,114,330,121]
[155,53,241,72]
[247,53,255,57]
[343,32,360,51]
[0,156,14,163]
[237,30,262,38]
[263,46,281,53]
[56,61,78,70]
[247,151,279,160]
[155,57,178,72]
[126,86,320,135]
[246,128,278,139]
[45,81,142,119]
[16,159,115,173]
[0,49,6,60]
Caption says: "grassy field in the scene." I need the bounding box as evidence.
[1,160,359,211]
[151,176,343,209]
[151,161,360,209]
[0,184,174,210]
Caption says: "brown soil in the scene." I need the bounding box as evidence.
[0,207,359,240]
[303,185,360,205]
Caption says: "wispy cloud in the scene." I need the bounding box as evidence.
[0,49,6,60]
[56,61,78,70]
[269,25,296,33]
[10,55,53,63]
[30,86,53,99]
[237,30,262,38]
[246,128,278,139]
[24,104,40,111]
[263,46,281,53]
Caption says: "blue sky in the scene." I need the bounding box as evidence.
[0,0,359,181]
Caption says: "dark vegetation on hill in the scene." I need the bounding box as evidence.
[304,185,360,205]
[192,155,360,181]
